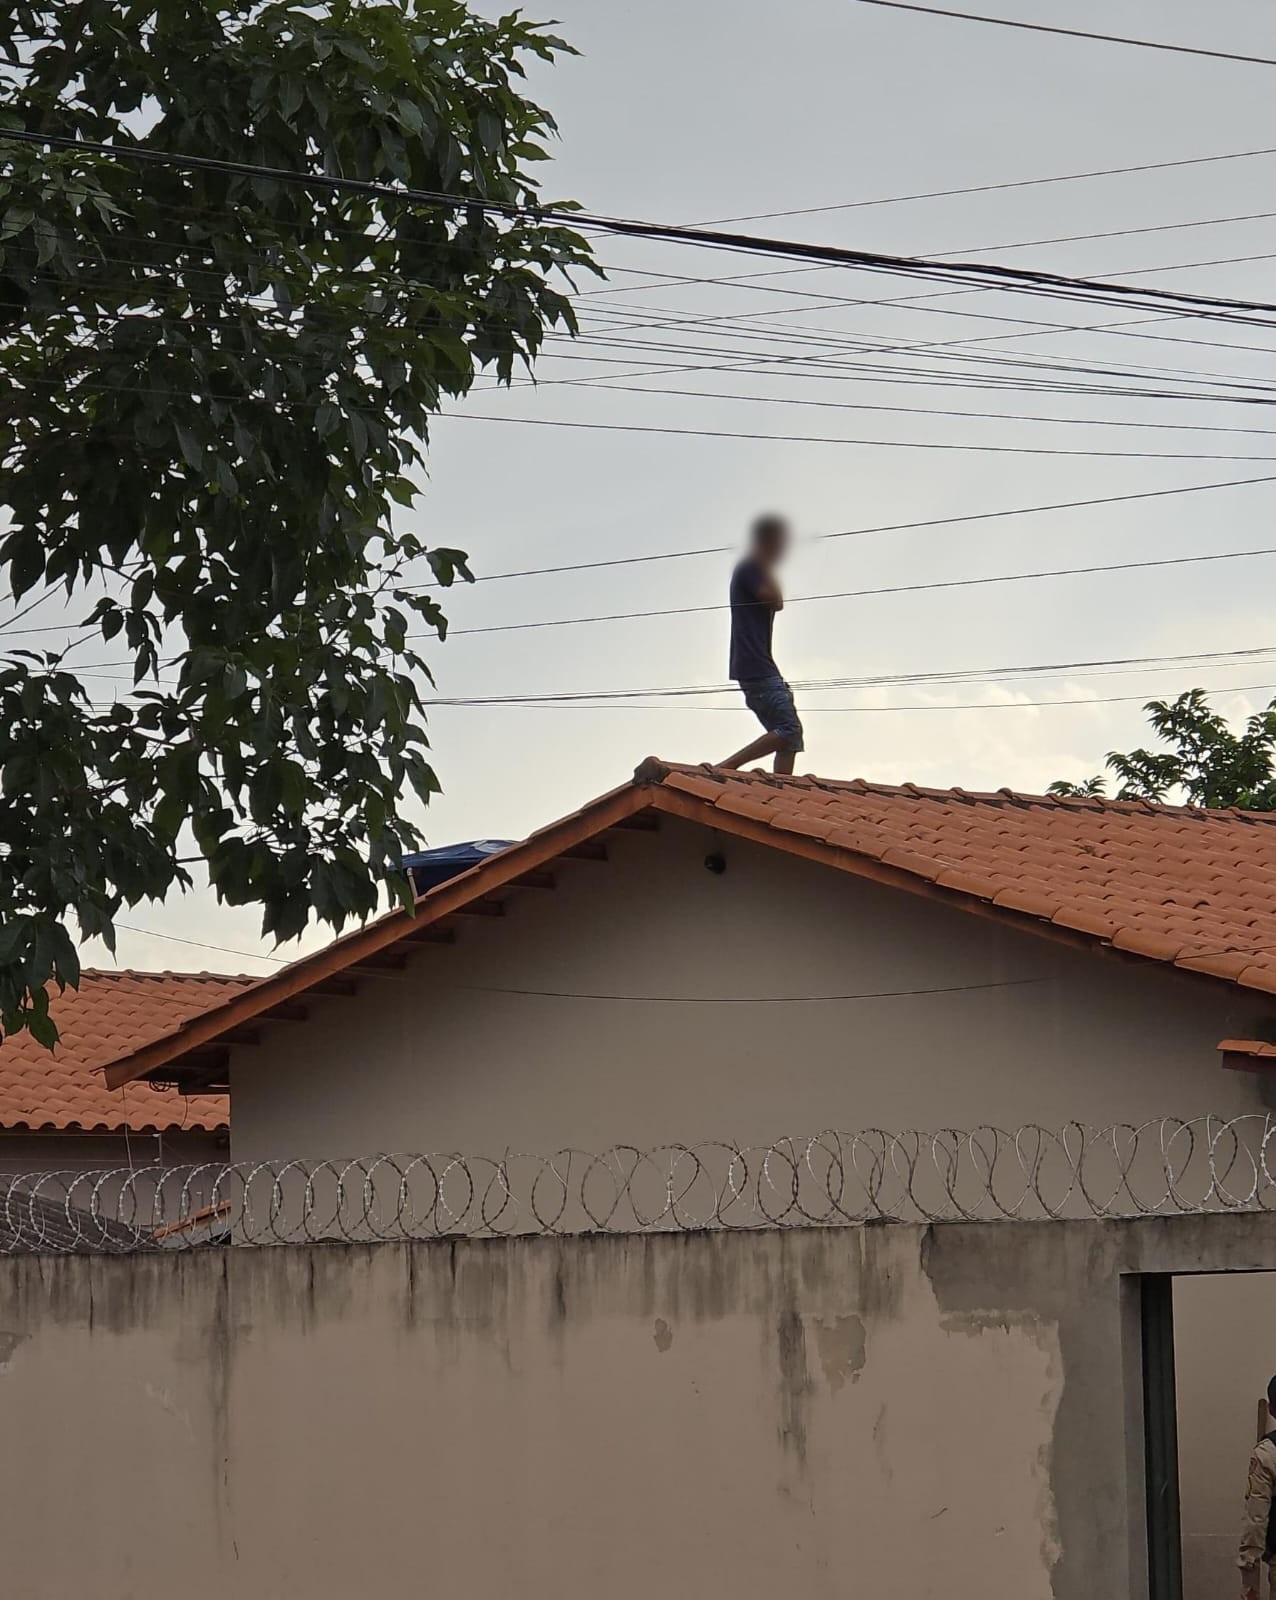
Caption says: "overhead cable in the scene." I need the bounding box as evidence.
[6,128,1276,329]
[444,409,1276,461]
[701,143,1276,227]
[66,644,1276,699]
[425,683,1276,714]
[5,476,1271,642]
[110,922,288,966]
[846,0,1276,67]
[430,543,1276,639]
[417,461,1265,584]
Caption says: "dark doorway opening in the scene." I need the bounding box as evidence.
[1142,1271,1276,1600]
[1143,1274,1182,1600]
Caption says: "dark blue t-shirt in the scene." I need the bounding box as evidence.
[728,557,778,682]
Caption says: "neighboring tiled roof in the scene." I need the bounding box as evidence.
[0,971,248,1132]
[101,760,1276,1087]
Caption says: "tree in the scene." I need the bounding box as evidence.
[1048,690,1276,810]
[0,1,595,1043]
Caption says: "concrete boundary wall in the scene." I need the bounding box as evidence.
[1,1215,1274,1599]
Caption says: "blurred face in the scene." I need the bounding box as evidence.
[753,518,790,566]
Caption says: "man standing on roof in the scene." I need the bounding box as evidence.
[1240,1378,1276,1600]
[718,513,804,775]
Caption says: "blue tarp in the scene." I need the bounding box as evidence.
[402,840,516,897]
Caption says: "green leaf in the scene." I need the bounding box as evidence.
[175,424,204,472]
[0,921,29,966]
[26,1009,58,1049]
[278,76,304,122]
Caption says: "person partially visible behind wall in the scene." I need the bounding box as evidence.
[1240,1377,1276,1600]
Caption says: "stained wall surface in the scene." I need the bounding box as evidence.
[0,1214,1273,1600]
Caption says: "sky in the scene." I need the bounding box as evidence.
[36,0,1276,973]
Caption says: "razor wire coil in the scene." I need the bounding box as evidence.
[4,1116,1276,1254]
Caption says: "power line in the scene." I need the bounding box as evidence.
[556,266,1276,401]
[37,134,1266,377]
[25,138,1274,259]
[566,265,1276,398]
[67,644,1276,700]
[425,683,1276,714]
[847,0,1276,67]
[17,360,1269,448]
[45,199,1276,304]
[419,646,1276,705]
[429,473,1276,586]
[24,235,1276,433]
[6,476,1272,643]
[110,921,287,966]
[12,357,1276,457]
[562,248,1276,407]
[444,409,1276,461]
[14,216,1276,416]
[64,679,1276,718]
[570,251,1276,376]
[8,128,1276,329]
[433,544,1276,639]
[540,338,1276,412]
[700,144,1276,227]
[21,484,1276,663]
[469,380,1276,439]
[33,293,1276,413]
[20,254,1266,413]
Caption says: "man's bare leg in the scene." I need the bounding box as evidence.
[773,749,796,775]
[719,731,783,770]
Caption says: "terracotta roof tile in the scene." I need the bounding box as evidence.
[992,886,1063,919]
[0,971,247,1131]
[932,866,1001,898]
[1219,1038,1276,1058]
[660,769,728,802]
[1050,905,1114,939]
[1110,928,1188,963]
[712,791,777,824]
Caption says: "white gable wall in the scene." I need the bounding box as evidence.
[229,815,1275,1163]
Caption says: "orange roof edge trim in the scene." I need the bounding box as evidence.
[102,778,652,1088]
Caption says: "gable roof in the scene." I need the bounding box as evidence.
[0,971,244,1132]
[100,760,1276,1091]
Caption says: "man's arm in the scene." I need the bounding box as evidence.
[1240,1442,1276,1595]
[755,573,783,610]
